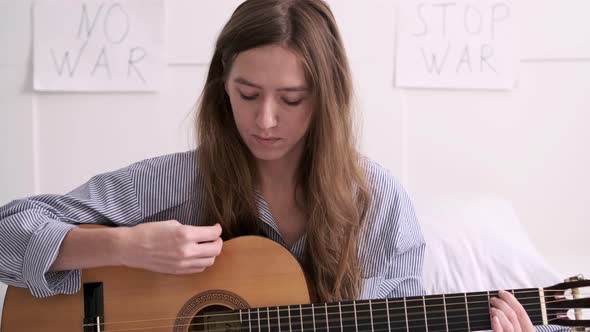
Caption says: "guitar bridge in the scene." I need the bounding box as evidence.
[83,282,105,332]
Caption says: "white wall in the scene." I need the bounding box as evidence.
[1,0,589,284]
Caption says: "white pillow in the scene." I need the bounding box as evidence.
[414,193,562,295]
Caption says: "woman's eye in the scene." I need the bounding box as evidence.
[283,99,303,107]
[239,93,258,101]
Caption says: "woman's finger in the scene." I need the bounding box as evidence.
[498,290,535,332]
[491,307,515,332]
[498,290,527,317]
[492,315,504,332]
[491,294,522,332]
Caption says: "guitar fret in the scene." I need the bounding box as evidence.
[406,296,426,331]
[301,304,314,332]
[514,288,544,326]
[305,303,325,332]
[403,297,409,332]
[288,305,292,332]
[299,304,303,331]
[369,299,375,332]
[425,294,446,332]
[423,296,429,332]
[464,293,471,331]
[385,299,391,332]
[249,308,253,332]
[467,291,492,331]
[339,302,343,332]
[261,307,272,332]
[250,307,260,332]
[277,306,281,332]
[386,296,407,331]
[290,304,303,331]
[356,300,372,331]
[487,290,492,325]
[325,303,329,331]
[353,300,358,332]
[240,309,247,331]
[539,288,548,325]
[444,293,469,331]
[370,298,389,332]
[311,304,316,331]
[258,307,261,332]
[443,294,449,332]
[327,300,341,331]
[259,307,269,332]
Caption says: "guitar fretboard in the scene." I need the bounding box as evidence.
[236,288,545,332]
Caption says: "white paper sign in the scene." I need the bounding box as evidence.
[395,0,517,90]
[33,0,165,92]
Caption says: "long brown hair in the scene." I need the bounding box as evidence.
[196,0,370,302]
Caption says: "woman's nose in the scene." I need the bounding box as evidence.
[256,98,278,129]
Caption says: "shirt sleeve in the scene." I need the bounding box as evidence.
[0,150,199,298]
[378,179,426,299]
[358,157,426,299]
[536,326,571,332]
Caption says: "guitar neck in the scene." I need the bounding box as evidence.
[238,288,549,331]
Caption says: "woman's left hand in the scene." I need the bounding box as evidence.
[490,290,536,332]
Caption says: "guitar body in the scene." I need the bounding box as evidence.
[2,236,311,332]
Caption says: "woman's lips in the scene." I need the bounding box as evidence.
[253,135,281,146]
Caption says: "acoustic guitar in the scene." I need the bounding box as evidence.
[2,235,589,332]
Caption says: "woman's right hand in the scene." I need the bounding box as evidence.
[119,220,223,275]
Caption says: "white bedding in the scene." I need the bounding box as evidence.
[414,193,562,294]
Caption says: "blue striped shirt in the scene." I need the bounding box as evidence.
[0,150,423,300]
[0,150,568,331]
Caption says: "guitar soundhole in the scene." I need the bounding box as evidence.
[188,305,238,332]
[174,290,249,332]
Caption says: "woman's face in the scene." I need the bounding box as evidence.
[225,45,313,163]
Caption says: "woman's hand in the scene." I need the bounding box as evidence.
[118,220,223,275]
[490,290,536,332]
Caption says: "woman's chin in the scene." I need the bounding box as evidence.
[249,148,286,161]
[247,143,290,162]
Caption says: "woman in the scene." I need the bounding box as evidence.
[0,0,555,331]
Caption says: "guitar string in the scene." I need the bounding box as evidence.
[96,311,570,332]
[84,295,588,328]
[83,290,588,328]
[97,311,557,332]
[85,304,585,331]
[86,305,582,330]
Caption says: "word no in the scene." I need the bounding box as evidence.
[50,3,146,82]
